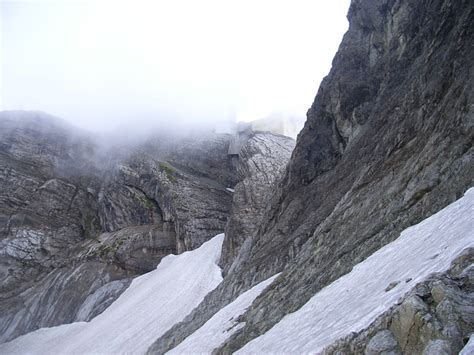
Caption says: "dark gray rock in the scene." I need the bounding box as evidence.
[422,339,452,355]
[80,225,176,274]
[365,330,401,355]
[149,0,473,352]
[0,111,104,303]
[112,150,232,252]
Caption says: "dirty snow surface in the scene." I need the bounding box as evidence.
[238,188,474,354]
[168,273,280,354]
[0,234,225,355]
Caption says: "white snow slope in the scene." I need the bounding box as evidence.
[167,273,280,354]
[0,234,225,355]
[238,188,474,354]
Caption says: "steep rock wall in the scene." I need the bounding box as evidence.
[0,112,234,343]
[150,0,473,352]
[0,110,295,344]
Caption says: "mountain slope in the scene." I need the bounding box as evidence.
[150,0,473,352]
[1,0,472,352]
[2,189,472,354]
[0,111,295,343]
[238,188,474,353]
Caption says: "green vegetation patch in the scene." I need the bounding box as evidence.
[158,162,177,182]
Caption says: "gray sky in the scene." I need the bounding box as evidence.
[1,0,350,133]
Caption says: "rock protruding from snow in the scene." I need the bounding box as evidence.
[167,273,280,354]
[0,234,225,355]
[237,189,474,354]
[324,247,474,354]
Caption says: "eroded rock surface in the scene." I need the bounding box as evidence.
[0,111,242,343]
[149,0,473,352]
[2,0,473,351]
[220,132,295,275]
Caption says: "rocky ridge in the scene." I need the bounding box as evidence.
[149,0,473,353]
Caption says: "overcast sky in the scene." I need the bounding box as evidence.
[1,0,350,132]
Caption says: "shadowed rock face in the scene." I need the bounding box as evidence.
[149,0,473,353]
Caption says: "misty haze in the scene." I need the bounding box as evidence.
[1,0,349,137]
[1,1,473,355]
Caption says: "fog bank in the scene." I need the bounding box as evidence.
[1,0,350,134]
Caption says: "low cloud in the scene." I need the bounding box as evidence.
[1,0,350,135]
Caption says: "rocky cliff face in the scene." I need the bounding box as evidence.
[149,0,473,352]
[1,0,472,351]
[220,133,295,275]
[0,111,295,343]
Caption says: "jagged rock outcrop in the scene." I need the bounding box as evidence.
[323,249,474,354]
[97,149,232,253]
[220,133,295,275]
[149,0,473,352]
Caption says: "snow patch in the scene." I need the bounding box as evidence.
[0,234,225,355]
[168,273,280,354]
[238,188,474,354]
